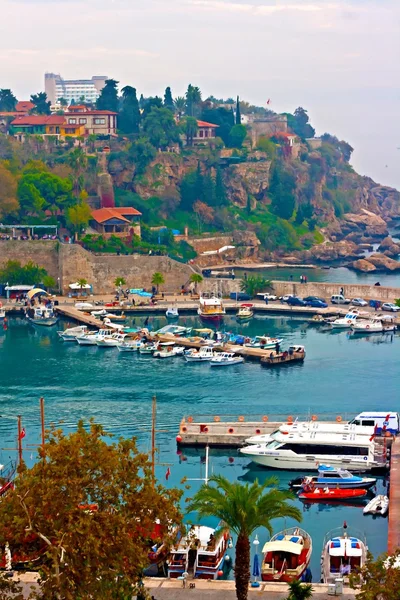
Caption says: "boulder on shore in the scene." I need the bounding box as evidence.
[367,253,400,271]
[377,236,400,257]
[352,259,377,273]
[343,209,388,237]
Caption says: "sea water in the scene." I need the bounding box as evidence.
[0,314,396,579]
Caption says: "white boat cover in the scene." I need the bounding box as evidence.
[262,541,302,555]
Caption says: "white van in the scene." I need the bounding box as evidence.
[349,412,400,435]
[331,294,351,305]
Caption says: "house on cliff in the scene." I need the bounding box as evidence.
[90,207,142,239]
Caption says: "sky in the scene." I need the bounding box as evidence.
[1,0,399,189]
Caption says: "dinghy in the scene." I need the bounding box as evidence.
[363,495,389,516]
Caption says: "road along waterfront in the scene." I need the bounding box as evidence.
[0,312,396,580]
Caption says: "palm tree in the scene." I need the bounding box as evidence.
[174,96,186,119]
[189,272,203,293]
[186,84,202,117]
[77,278,88,297]
[286,580,313,600]
[151,272,165,294]
[187,475,301,600]
[114,277,126,288]
[184,117,198,146]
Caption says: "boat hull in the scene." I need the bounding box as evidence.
[299,489,367,502]
[27,317,59,327]
[199,313,224,323]
[241,452,378,472]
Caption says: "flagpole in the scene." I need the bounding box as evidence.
[17,415,23,466]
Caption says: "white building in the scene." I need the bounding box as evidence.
[44,73,108,105]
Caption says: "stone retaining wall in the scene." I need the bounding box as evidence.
[271,280,400,302]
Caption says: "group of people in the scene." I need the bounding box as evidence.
[299,274,308,284]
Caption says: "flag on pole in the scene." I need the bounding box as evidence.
[165,467,171,481]
[19,428,26,440]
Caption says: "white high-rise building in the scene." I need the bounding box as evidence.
[44,73,108,105]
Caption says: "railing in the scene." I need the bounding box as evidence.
[182,412,355,424]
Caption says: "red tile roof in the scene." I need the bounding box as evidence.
[91,207,142,224]
[16,101,34,113]
[196,120,219,128]
[11,115,65,126]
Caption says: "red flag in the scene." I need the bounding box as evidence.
[165,467,171,481]
[369,424,378,442]
[19,428,26,440]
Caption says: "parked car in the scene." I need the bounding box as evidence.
[303,296,326,303]
[331,294,351,305]
[280,294,295,302]
[304,299,328,308]
[230,292,252,301]
[382,303,400,312]
[351,298,368,307]
[256,293,278,301]
[286,296,307,307]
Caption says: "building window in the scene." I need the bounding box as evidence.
[205,129,209,138]
[199,130,204,138]
[68,118,76,124]
[94,118,106,125]
[79,118,87,124]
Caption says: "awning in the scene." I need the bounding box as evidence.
[262,541,302,555]
[26,288,49,300]
[69,282,91,290]
[5,285,34,291]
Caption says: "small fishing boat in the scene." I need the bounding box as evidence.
[261,345,305,367]
[210,352,244,367]
[168,524,230,580]
[139,342,158,355]
[261,527,312,582]
[236,304,254,322]
[102,318,126,331]
[352,319,383,334]
[91,309,108,318]
[299,487,367,502]
[77,329,114,346]
[289,465,376,490]
[103,312,127,323]
[363,494,389,516]
[321,524,367,583]
[26,306,58,327]
[331,310,359,329]
[96,332,126,347]
[184,346,215,362]
[197,294,225,323]
[156,325,192,337]
[58,325,88,341]
[245,336,283,350]
[166,307,179,319]
[153,342,185,358]
[117,341,138,352]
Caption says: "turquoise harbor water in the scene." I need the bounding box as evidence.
[0,313,397,579]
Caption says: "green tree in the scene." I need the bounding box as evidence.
[42,275,56,291]
[142,107,180,150]
[0,421,182,600]
[174,96,186,119]
[183,116,198,146]
[164,86,174,111]
[180,169,199,211]
[129,137,157,175]
[67,202,92,235]
[235,95,241,125]
[0,89,17,111]
[214,166,227,206]
[119,86,141,134]
[0,260,47,286]
[187,475,301,600]
[58,97,68,107]
[186,84,202,117]
[201,107,234,146]
[286,107,315,140]
[350,550,400,600]
[141,96,163,117]
[151,271,165,293]
[30,92,51,115]
[286,580,313,600]
[269,164,296,220]
[240,276,271,297]
[66,148,88,196]
[96,79,119,113]
[18,171,74,216]
[229,124,247,148]
[189,272,203,293]
[256,136,276,160]
[0,163,19,219]
[114,276,126,288]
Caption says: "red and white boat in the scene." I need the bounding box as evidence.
[299,487,367,502]
[197,294,225,323]
[261,527,312,582]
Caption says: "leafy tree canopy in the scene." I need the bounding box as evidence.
[164,86,174,112]
[0,89,17,111]
[30,92,51,115]
[128,137,157,175]
[67,201,92,234]
[0,259,47,285]
[119,86,140,135]
[285,107,315,140]
[228,124,247,148]
[0,420,182,600]
[96,79,119,113]
[18,171,74,216]
[201,107,234,146]
[269,164,297,220]
[142,107,180,150]
[0,163,19,219]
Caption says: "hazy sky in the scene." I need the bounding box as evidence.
[1,0,399,189]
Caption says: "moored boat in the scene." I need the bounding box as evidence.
[298,487,368,502]
[166,307,179,319]
[184,346,215,362]
[236,304,254,322]
[210,352,244,367]
[153,342,184,358]
[261,527,312,582]
[245,336,283,350]
[197,294,225,323]
[352,319,383,334]
[321,525,367,583]
[261,345,305,367]
[57,325,88,341]
[77,329,114,346]
[363,494,389,516]
[168,524,229,580]
[330,310,359,329]
[290,465,376,490]
[96,332,126,347]
[26,305,58,327]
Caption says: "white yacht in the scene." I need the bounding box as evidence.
[77,329,114,346]
[58,325,88,341]
[210,352,244,367]
[185,346,215,362]
[96,332,126,347]
[245,420,378,445]
[330,310,359,329]
[240,427,385,472]
[352,319,382,333]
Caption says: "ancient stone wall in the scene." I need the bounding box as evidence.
[0,240,60,280]
[271,280,399,303]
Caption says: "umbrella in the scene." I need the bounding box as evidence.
[26,288,49,300]
[252,552,260,578]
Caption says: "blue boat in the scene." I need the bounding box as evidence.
[289,465,376,490]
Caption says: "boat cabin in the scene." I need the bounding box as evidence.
[262,528,311,582]
[168,525,228,580]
